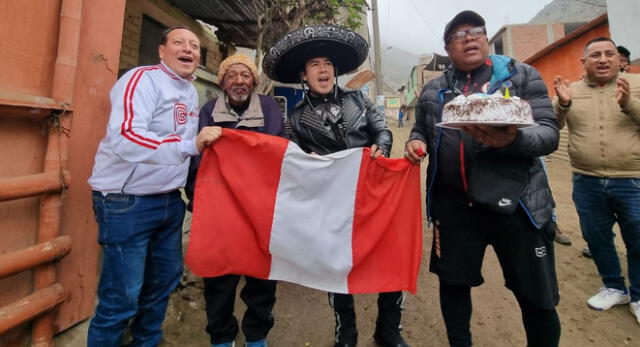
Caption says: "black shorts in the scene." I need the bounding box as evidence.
[430,197,559,310]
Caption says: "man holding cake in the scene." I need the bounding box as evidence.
[404,10,561,347]
[554,37,640,324]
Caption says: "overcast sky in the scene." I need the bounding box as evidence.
[371,0,553,55]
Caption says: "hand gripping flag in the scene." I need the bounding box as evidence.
[186,129,423,294]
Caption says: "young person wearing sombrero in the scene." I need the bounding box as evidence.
[263,25,408,347]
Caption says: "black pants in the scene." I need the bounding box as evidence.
[203,275,277,344]
[329,291,404,344]
[439,282,560,347]
[430,197,559,310]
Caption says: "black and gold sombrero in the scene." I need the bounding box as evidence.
[263,25,369,83]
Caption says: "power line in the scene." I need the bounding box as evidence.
[407,0,439,52]
[571,0,606,7]
[384,0,391,43]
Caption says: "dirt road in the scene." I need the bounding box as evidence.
[157,123,640,346]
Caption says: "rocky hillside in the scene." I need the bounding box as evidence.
[380,46,420,93]
[528,0,607,24]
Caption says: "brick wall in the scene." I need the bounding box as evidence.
[118,0,222,75]
[119,9,140,69]
[509,23,565,62]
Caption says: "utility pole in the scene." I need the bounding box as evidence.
[371,0,383,100]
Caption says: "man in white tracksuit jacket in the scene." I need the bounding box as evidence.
[87,26,220,346]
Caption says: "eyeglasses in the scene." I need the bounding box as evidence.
[448,26,486,43]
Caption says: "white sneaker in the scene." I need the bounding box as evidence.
[588,287,630,310]
[630,301,640,325]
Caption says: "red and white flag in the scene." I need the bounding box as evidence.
[186,129,423,294]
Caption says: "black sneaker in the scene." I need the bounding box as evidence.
[373,333,410,347]
[334,333,357,347]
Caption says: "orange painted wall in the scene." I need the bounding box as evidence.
[0,2,64,345]
[0,2,60,97]
[0,0,126,344]
[55,0,127,333]
[528,23,611,97]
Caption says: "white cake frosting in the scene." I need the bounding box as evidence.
[441,91,534,124]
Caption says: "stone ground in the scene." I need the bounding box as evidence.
[56,121,640,346]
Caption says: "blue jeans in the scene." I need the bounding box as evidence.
[88,190,185,347]
[572,174,640,301]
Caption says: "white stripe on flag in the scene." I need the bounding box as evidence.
[268,143,363,293]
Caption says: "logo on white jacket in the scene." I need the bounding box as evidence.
[174,103,187,130]
[497,198,512,207]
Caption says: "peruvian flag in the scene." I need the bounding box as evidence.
[186,129,423,294]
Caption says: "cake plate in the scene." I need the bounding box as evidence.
[435,121,539,130]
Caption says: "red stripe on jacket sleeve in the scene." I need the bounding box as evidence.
[120,68,157,149]
[120,66,176,149]
[161,134,183,144]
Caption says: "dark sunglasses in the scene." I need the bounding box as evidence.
[448,26,486,43]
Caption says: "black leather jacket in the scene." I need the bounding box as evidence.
[409,56,559,228]
[285,87,392,156]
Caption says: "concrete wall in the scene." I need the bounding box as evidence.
[607,0,640,64]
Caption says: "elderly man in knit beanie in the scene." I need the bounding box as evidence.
[185,54,284,347]
[217,53,259,105]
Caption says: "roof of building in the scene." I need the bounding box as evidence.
[525,14,608,65]
[167,0,265,48]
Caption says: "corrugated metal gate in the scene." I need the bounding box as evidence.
[0,1,125,345]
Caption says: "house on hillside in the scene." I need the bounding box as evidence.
[403,53,450,122]
[385,95,402,119]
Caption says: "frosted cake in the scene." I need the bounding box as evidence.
[438,91,535,128]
